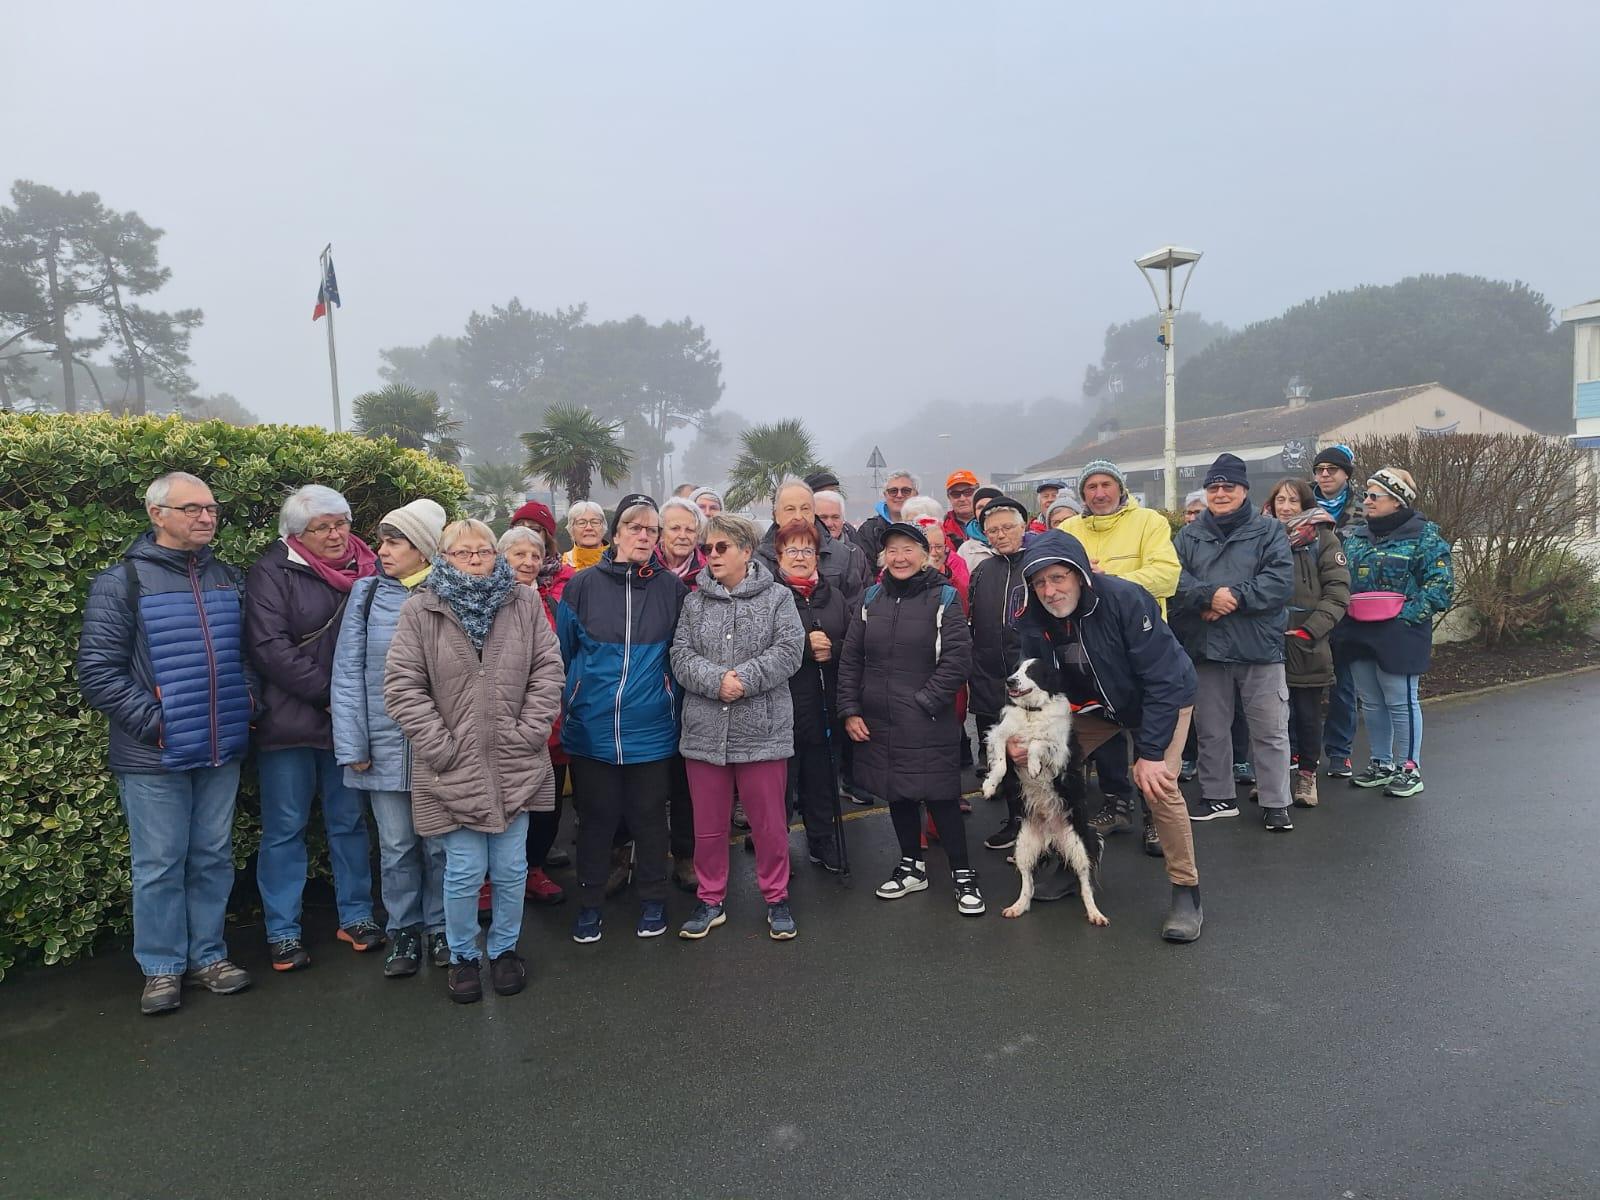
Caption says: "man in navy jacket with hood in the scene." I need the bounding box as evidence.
[1014,530,1204,942]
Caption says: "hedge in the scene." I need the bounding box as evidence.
[0,414,468,978]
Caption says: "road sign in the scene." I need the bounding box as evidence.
[866,446,886,469]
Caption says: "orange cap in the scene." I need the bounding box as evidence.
[945,469,979,491]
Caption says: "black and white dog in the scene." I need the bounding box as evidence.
[979,657,1107,925]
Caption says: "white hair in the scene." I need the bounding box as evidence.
[566,500,605,532]
[497,525,545,556]
[813,489,845,511]
[659,496,706,535]
[440,518,496,553]
[144,471,208,510]
[900,495,944,524]
[278,484,352,538]
[885,469,919,491]
[772,475,814,509]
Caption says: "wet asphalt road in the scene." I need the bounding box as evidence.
[2,671,1598,1200]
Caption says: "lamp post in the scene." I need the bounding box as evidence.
[1135,245,1202,511]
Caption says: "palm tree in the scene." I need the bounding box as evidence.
[723,419,834,511]
[522,403,633,504]
[351,383,463,463]
[467,462,529,525]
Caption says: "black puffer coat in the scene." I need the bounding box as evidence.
[780,571,851,749]
[837,567,971,804]
[966,548,1028,717]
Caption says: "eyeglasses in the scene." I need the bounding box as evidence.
[946,486,975,498]
[447,548,495,562]
[780,546,817,559]
[620,522,659,538]
[155,503,221,518]
[703,540,742,556]
[885,486,915,497]
[1313,465,1342,475]
[570,517,605,529]
[985,521,1024,535]
[1362,491,1389,502]
[304,518,351,537]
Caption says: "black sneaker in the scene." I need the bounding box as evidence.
[1324,755,1354,779]
[337,919,386,953]
[983,817,1020,851]
[1233,762,1256,786]
[1179,759,1198,782]
[448,958,483,1004]
[1263,806,1293,832]
[1187,796,1240,822]
[269,938,311,972]
[1142,823,1164,858]
[807,838,841,874]
[489,951,527,996]
[428,932,451,969]
[383,927,421,978]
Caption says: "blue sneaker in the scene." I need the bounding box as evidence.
[1233,761,1256,786]
[637,900,667,938]
[767,901,797,940]
[678,901,726,940]
[571,907,603,944]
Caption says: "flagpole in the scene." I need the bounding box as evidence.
[321,243,342,432]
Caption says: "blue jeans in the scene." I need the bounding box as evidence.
[1349,659,1423,767]
[256,747,374,943]
[367,790,445,934]
[116,763,240,977]
[1324,656,1358,761]
[440,813,529,963]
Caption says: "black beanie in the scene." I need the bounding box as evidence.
[1203,453,1250,490]
[881,520,929,551]
[608,493,658,541]
[1312,444,1355,474]
[972,485,1006,507]
[979,497,1031,529]
[804,470,841,492]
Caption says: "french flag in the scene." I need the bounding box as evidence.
[312,256,340,321]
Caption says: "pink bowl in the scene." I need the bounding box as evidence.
[1348,591,1405,622]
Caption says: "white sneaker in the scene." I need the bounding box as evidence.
[953,868,985,916]
[875,857,929,900]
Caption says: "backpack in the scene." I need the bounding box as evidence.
[861,580,961,659]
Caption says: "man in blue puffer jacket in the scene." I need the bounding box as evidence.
[76,471,256,1015]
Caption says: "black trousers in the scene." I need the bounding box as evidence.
[1091,732,1133,801]
[571,756,670,905]
[1288,686,1325,774]
[889,798,971,871]
[608,755,695,860]
[974,712,1021,822]
[788,742,839,845]
[526,761,568,867]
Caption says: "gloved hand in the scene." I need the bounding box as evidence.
[1287,628,1312,641]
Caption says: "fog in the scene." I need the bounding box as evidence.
[7,1,1595,479]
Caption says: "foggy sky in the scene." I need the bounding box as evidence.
[8,2,1595,470]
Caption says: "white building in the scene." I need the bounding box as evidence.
[1562,299,1600,448]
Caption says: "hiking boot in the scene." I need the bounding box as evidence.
[637,900,667,938]
[383,928,422,978]
[808,837,841,874]
[524,868,566,905]
[1384,763,1425,798]
[983,817,1020,851]
[876,857,929,900]
[1291,770,1320,807]
[140,974,182,1015]
[489,951,527,997]
[572,906,603,944]
[269,938,311,972]
[1030,854,1079,902]
[679,901,727,939]
[183,959,252,994]
[768,901,798,940]
[953,868,986,916]
[427,932,450,968]
[1161,884,1203,943]
[671,857,699,893]
[1179,759,1198,782]
[1352,760,1396,789]
[1187,796,1240,822]
[1090,796,1133,835]
[605,845,633,897]
[1143,822,1164,858]
[1233,761,1256,786]
[447,958,483,1004]
[1325,756,1354,779]
[337,919,386,952]
[1263,806,1294,832]
[731,800,750,830]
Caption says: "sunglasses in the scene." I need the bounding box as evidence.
[885,486,915,497]
[1362,491,1390,502]
[703,540,740,556]
[946,485,976,498]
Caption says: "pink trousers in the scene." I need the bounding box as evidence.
[685,758,790,906]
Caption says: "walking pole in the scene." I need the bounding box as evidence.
[819,662,850,884]
[319,244,342,432]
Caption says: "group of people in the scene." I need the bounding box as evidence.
[77,441,1453,1014]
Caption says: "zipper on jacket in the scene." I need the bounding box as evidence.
[614,567,634,764]
[188,556,221,765]
[1074,616,1120,725]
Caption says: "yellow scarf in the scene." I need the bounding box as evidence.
[564,544,605,572]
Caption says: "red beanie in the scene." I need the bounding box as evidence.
[510,500,558,550]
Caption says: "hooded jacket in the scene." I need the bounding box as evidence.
[837,567,971,804]
[758,517,868,609]
[1331,511,1454,676]
[1056,496,1180,615]
[1017,532,1196,762]
[383,586,564,836]
[1283,524,1351,687]
[966,547,1029,717]
[77,531,255,774]
[556,549,687,764]
[1171,508,1295,665]
[331,571,427,791]
[671,558,805,765]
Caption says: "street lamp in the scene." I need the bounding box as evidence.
[1135,245,1203,511]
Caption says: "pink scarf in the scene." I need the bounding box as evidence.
[286,534,378,593]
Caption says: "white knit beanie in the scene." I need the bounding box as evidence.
[380,498,447,561]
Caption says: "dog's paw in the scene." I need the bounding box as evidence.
[1085,909,1111,927]
[980,779,998,799]
[1002,903,1028,919]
